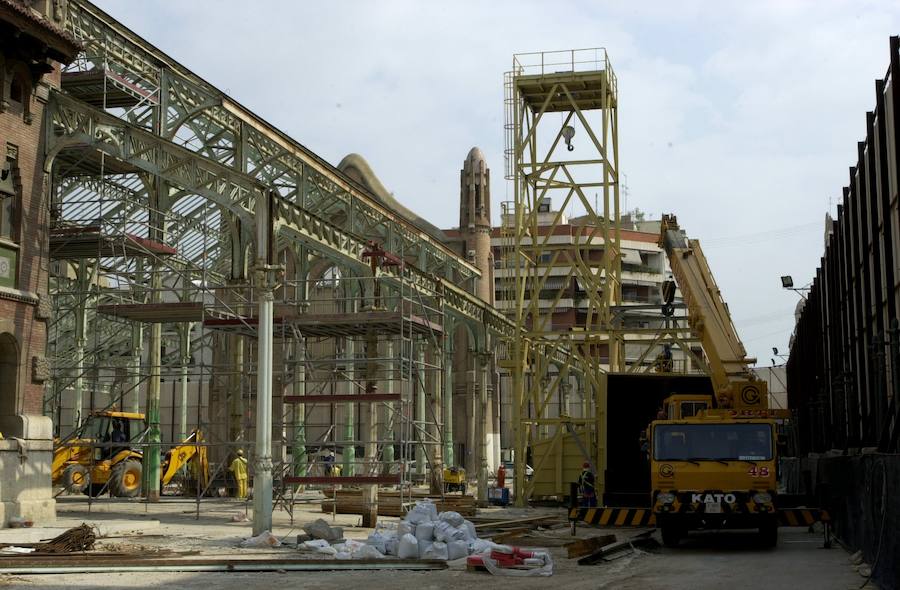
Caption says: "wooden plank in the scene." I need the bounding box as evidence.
[473,515,560,530]
[489,528,530,544]
[565,534,616,559]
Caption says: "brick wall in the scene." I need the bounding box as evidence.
[0,62,59,420]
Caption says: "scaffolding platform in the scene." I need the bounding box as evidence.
[50,225,178,258]
[515,70,616,112]
[96,301,205,323]
[283,475,401,486]
[61,69,156,109]
[49,225,178,259]
[283,394,401,404]
[53,143,142,177]
[203,310,443,338]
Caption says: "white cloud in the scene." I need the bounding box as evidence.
[94,0,900,365]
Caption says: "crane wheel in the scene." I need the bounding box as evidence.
[661,525,683,548]
[110,460,142,497]
[759,522,778,548]
[62,464,90,494]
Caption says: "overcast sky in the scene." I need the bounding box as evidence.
[97,0,900,367]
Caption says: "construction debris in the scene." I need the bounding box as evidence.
[577,531,659,565]
[35,524,96,554]
[239,531,281,548]
[466,546,554,576]
[302,519,343,542]
[565,534,617,559]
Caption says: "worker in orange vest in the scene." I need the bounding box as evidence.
[497,464,506,488]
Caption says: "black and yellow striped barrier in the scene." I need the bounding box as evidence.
[568,507,656,527]
[777,508,830,526]
[569,506,830,527]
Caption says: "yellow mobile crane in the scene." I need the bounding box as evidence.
[649,215,803,547]
[570,215,828,548]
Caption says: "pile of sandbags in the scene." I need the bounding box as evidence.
[362,499,494,561]
[298,499,552,573]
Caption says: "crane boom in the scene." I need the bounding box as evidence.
[659,214,767,409]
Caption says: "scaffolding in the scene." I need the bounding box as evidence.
[45,0,454,521]
[505,49,621,504]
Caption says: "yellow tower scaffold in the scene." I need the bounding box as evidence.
[505,49,621,505]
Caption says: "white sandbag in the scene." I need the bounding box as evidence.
[385,537,399,556]
[422,541,449,560]
[433,520,452,542]
[462,519,477,540]
[447,540,468,560]
[417,540,433,559]
[438,511,465,527]
[355,544,385,559]
[366,531,388,554]
[406,500,437,524]
[415,521,434,542]
[434,520,468,543]
[333,539,364,555]
[397,533,419,559]
[398,521,416,536]
[298,539,330,550]
[334,551,352,560]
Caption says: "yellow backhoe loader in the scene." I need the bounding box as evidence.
[51,410,209,497]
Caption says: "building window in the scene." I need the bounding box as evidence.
[0,152,17,242]
[9,76,23,104]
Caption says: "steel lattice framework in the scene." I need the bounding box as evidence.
[506,49,621,504]
[44,0,584,514]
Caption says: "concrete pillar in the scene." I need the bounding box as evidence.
[252,191,274,536]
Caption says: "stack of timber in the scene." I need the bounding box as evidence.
[322,489,476,517]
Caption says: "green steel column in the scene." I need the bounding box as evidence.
[179,322,192,441]
[292,337,307,476]
[477,349,491,503]
[130,323,143,414]
[343,338,355,476]
[443,342,454,466]
[72,262,87,428]
[145,281,162,502]
[381,342,394,468]
[293,250,309,477]
[415,340,426,478]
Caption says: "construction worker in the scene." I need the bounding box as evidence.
[578,462,597,507]
[229,449,249,499]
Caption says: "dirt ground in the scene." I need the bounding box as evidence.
[0,495,868,590]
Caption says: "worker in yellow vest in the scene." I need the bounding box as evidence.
[229,449,249,499]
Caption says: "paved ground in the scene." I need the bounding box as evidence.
[0,496,868,589]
